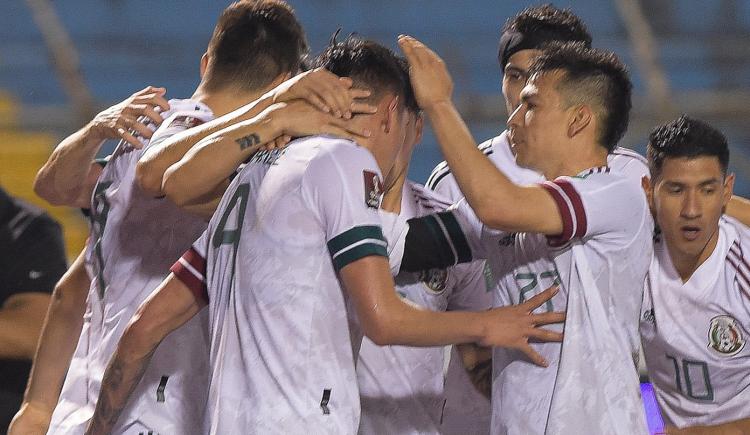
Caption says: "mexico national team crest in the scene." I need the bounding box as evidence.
[363,170,383,209]
[419,268,448,295]
[708,315,745,356]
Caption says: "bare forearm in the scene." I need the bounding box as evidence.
[162,116,278,207]
[726,195,750,227]
[21,250,89,411]
[367,299,486,347]
[137,94,274,197]
[34,123,104,206]
[85,340,157,435]
[423,102,521,225]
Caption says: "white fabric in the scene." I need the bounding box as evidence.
[641,216,750,428]
[48,99,213,435]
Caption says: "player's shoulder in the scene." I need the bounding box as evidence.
[723,215,750,247]
[405,180,454,214]
[609,146,647,166]
[608,146,649,181]
[425,134,501,191]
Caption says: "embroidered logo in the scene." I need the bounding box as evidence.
[363,170,383,209]
[708,315,745,356]
[419,268,448,295]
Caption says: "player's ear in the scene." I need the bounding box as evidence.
[567,104,592,139]
[414,114,424,144]
[723,173,735,207]
[382,95,399,134]
[642,175,655,215]
[200,53,209,79]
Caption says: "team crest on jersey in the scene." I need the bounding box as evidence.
[419,268,448,294]
[363,170,383,209]
[708,315,745,356]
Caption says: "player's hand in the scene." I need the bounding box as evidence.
[265,100,375,145]
[87,86,170,148]
[479,285,564,367]
[7,401,53,435]
[397,35,454,111]
[271,68,373,119]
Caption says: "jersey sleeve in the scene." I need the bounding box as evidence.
[303,143,389,272]
[446,260,493,312]
[170,229,210,304]
[540,172,648,246]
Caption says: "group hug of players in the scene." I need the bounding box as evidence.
[8,1,750,434]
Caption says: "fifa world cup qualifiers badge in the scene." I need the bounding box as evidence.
[363,170,383,209]
[708,315,745,356]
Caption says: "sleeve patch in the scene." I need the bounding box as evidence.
[363,170,383,209]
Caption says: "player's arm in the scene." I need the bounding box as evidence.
[398,36,562,235]
[8,249,89,435]
[666,418,750,434]
[34,86,168,207]
[726,195,750,227]
[137,68,370,197]
[340,255,563,365]
[162,100,374,214]
[455,343,492,399]
[85,273,205,435]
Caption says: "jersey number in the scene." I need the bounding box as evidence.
[212,183,250,285]
[665,355,714,401]
[515,269,560,313]
[90,181,112,298]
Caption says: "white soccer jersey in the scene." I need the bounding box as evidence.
[426,130,649,198]
[641,216,750,428]
[171,136,391,434]
[356,181,491,435]
[49,99,214,435]
[420,168,653,434]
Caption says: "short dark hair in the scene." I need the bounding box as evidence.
[647,115,729,178]
[499,4,592,69]
[396,57,420,114]
[528,42,632,152]
[313,34,407,107]
[204,0,308,93]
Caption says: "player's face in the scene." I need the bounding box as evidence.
[650,156,734,262]
[502,49,541,115]
[506,71,570,173]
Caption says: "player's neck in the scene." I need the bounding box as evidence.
[543,146,608,180]
[191,85,265,118]
[667,228,720,283]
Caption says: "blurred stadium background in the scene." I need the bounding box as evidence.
[1,0,749,260]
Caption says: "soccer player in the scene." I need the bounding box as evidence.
[640,116,750,434]
[355,65,492,435]
[397,37,653,433]
[28,2,358,433]
[85,36,564,435]
[426,4,649,200]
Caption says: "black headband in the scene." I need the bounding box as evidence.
[498,29,587,71]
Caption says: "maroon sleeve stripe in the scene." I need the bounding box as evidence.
[183,246,206,272]
[555,179,587,238]
[170,257,209,304]
[541,181,574,246]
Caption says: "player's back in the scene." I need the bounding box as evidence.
[198,135,387,434]
[641,216,750,428]
[50,100,213,435]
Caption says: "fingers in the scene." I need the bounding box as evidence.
[518,343,548,367]
[529,311,566,326]
[349,101,377,115]
[521,285,559,312]
[117,128,141,148]
[527,326,564,343]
